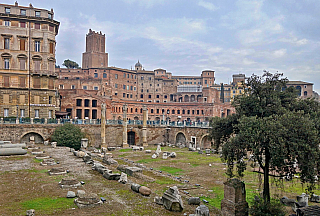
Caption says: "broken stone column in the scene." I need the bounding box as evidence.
[122,104,129,148]
[142,105,148,147]
[221,178,248,216]
[195,205,210,216]
[162,186,184,212]
[74,193,102,208]
[101,103,106,148]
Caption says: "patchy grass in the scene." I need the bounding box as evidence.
[1,156,27,161]
[155,178,179,185]
[33,158,43,163]
[119,149,132,152]
[158,166,184,175]
[27,168,48,173]
[20,197,75,214]
[200,186,225,209]
[136,158,161,164]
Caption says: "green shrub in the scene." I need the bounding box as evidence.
[249,195,287,216]
[51,123,84,150]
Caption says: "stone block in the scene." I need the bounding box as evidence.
[74,193,102,208]
[195,205,210,216]
[67,191,76,198]
[26,209,35,216]
[188,197,201,205]
[125,167,142,176]
[162,186,184,212]
[221,179,248,216]
[102,170,120,180]
[139,186,151,196]
[131,183,141,193]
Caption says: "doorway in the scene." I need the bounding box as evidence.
[127,131,135,146]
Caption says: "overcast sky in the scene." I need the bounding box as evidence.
[5,0,320,92]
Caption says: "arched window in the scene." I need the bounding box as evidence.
[131,108,133,113]
[140,108,143,113]
[172,110,175,114]
[135,108,138,112]
[304,91,308,96]
[296,86,302,96]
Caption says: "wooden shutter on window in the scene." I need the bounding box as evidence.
[20,59,26,70]
[33,77,40,88]
[49,42,54,54]
[20,39,25,50]
[19,77,26,88]
[48,79,54,89]
[34,60,40,72]
[4,76,9,87]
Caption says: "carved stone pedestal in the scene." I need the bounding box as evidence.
[221,178,248,216]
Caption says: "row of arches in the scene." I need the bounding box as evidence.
[16,131,212,149]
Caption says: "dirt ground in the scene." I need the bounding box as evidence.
[0,144,318,215]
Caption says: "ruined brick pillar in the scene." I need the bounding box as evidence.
[142,105,148,147]
[221,178,248,216]
[101,103,106,148]
[122,104,129,148]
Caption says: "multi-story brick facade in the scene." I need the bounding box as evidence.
[0,2,59,119]
[57,29,234,122]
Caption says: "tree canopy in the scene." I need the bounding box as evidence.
[51,123,84,150]
[209,71,320,202]
[62,59,80,69]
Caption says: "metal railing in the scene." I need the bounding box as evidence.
[0,117,210,128]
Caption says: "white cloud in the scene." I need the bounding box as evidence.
[121,0,166,8]
[198,1,219,11]
[273,49,287,58]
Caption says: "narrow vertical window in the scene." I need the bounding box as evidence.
[4,59,10,69]
[49,42,54,54]
[35,41,40,52]
[20,39,26,50]
[35,109,39,118]
[4,38,10,49]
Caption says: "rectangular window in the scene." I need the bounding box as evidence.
[49,25,54,31]
[76,109,82,119]
[115,74,118,79]
[71,85,75,89]
[20,95,25,104]
[49,96,53,104]
[84,109,90,118]
[4,108,9,117]
[4,38,10,49]
[19,77,26,87]
[48,110,52,118]
[35,23,40,29]
[123,85,126,90]
[20,59,26,70]
[59,84,64,89]
[35,11,41,17]
[4,20,10,26]
[20,21,26,28]
[103,73,107,78]
[123,93,125,97]
[49,42,54,54]
[124,73,126,78]
[34,96,40,104]
[84,99,90,107]
[92,110,97,119]
[34,60,40,72]
[3,94,9,104]
[48,13,52,19]
[94,86,98,90]
[20,9,26,15]
[35,41,40,52]
[76,99,82,106]
[92,100,97,107]
[5,7,10,14]
[4,76,9,87]
[35,109,39,118]
[49,79,54,89]
[115,84,118,88]
[83,86,87,90]
[20,39,26,50]
[20,109,25,117]
[94,73,98,78]
[4,58,10,69]
[33,77,40,88]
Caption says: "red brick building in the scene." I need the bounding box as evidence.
[57,29,234,122]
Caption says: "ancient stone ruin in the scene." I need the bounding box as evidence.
[74,193,102,208]
[221,178,248,216]
[59,178,81,188]
[161,186,184,212]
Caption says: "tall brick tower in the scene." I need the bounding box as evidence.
[82,29,108,68]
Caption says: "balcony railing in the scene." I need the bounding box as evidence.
[0,117,210,128]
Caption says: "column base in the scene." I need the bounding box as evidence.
[143,142,148,147]
[122,143,129,148]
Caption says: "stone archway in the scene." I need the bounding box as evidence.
[175,132,186,145]
[200,134,211,149]
[21,132,44,144]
